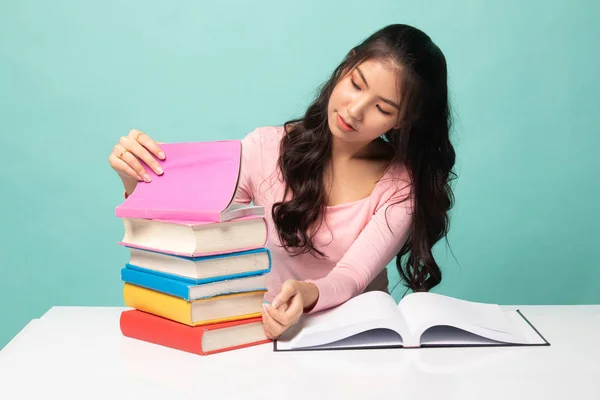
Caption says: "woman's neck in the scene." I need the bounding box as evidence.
[330,136,391,163]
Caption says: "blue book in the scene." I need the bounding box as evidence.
[121,266,268,301]
[125,247,271,282]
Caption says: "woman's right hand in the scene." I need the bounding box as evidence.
[108,129,165,195]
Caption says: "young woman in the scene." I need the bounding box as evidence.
[108,23,456,339]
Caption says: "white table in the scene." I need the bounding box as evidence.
[0,305,599,399]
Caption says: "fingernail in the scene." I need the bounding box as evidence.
[158,152,165,160]
[144,174,151,182]
[271,301,279,309]
[155,166,163,175]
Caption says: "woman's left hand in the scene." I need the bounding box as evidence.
[262,279,319,339]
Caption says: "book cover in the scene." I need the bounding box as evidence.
[120,310,271,356]
[114,140,262,222]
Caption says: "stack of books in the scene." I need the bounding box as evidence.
[115,140,272,356]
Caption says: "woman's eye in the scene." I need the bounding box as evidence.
[351,78,360,90]
[377,105,391,115]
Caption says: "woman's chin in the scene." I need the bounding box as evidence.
[327,117,349,139]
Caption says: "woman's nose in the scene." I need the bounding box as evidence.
[347,97,366,121]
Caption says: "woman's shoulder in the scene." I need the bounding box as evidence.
[373,162,414,208]
[240,125,288,181]
[245,124,286,141]
[242,125,286,154]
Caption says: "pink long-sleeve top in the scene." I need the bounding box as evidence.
[233,125,414,314]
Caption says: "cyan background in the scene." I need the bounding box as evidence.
[1,0,598,349]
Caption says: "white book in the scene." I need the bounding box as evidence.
[119,216,268,258]
[126,247,271,281]
[275,291,549,351]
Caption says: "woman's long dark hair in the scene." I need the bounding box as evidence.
[272,24,456,293]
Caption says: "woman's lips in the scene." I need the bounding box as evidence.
[336,113,355,132]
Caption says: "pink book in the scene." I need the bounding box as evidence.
[115,140,264,222]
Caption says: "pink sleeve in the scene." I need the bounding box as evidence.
[305,183,413,313]
[233,128,262,205]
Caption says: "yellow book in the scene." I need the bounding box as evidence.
[123,283,265,326]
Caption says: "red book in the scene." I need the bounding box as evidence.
[120,309,271,356]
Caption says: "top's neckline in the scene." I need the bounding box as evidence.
[325,164,395,210]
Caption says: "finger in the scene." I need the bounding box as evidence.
[269,296,302,327]
[109,154,143,182]
[262,304,285,338]
[261,312,275,339]
[122,135,163,176]
[129,129,165,160]
[284,294,304,325]
[265,303,291,327]
[262,318,278,339]
[263,324,274,340]
[272,281,298,309]
[264,300,288,313]
[114,144,151,182]
[278,302,289,313]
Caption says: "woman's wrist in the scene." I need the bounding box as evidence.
[298,281,320,312]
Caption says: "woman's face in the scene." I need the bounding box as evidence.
[327,58,402,146]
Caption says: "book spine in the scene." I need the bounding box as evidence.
[120,310,272,356]
[120,310,207,355]
[121,267,191,300]
[123,283,194,325]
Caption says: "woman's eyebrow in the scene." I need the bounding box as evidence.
[355,66,400,109]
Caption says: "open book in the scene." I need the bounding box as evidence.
[275,291,549,351]
[114,140,263,222]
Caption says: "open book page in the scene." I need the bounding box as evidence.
[302,329,406,350]
[398,293,540,346]
[418,326,510,346]
[222,202,265,221]
[220,149,265,221]
[417,312,548,346]
[276,291,410,350]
